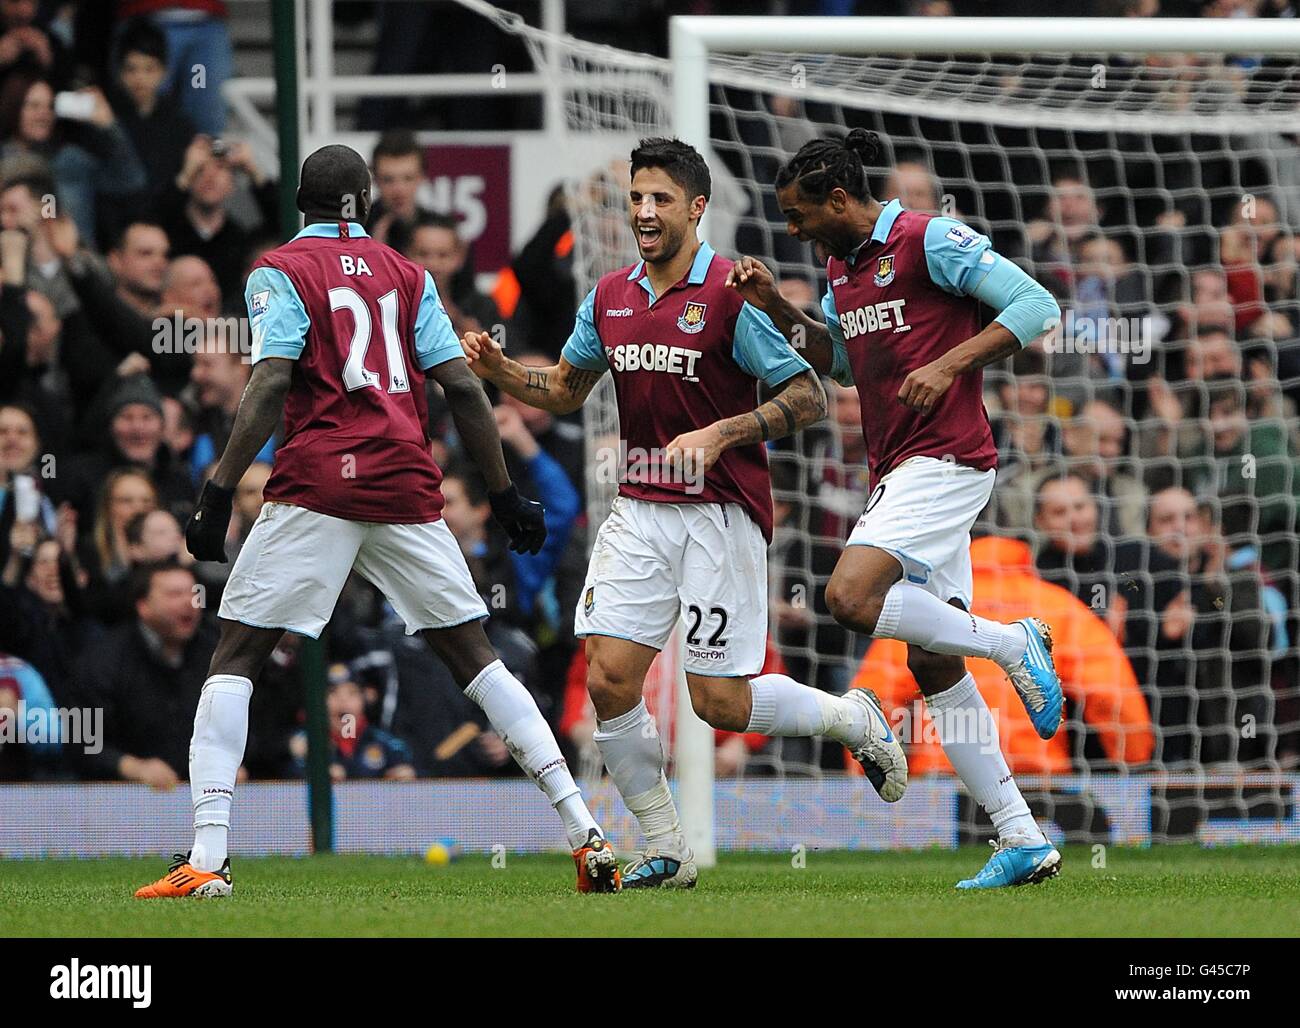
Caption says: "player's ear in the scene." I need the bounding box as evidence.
[829,186,849,213]
[690,194,707,220]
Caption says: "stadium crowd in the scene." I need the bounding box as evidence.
[0,0,1298,788]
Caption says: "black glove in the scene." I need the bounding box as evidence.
[185,480,234,563]
[488,483,547,556]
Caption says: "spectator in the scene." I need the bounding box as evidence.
[368,130,432,250]
[994,398,1147,540]
[988,346,1060,480]
[186,333,274,484]
[124,507,188,565]
[1026,169,1102,281]
[75,557,213,786]
[109,17,196,218]
[1185,376,1300,575]
[0,535,98,709]
[50,213,199,394]
[0,651,62,780]
[289,664,416,782]
[0,76,146,247]
[54,373,192,524]
[158,134,274,304]
[82,465,157,619]
[0,401,58,560]
[855,534,1155,774]
[115,2,232,137]
[404,213,499,336]
[0,169,81,316]
[106,221,169,317]
[0,0,71,96]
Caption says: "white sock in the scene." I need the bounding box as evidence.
[746,673,860,743]
[874,583,1028,669]
[189,674,253,872]
[593,699,683,851]
[924,673,1046,845]
[465,660,599,849]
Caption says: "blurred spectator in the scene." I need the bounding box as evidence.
[0,651,62,780]
[81,465,157,620]
[856,535,1154,774]
[75,557,213,786]
[289,663,416,782]
[368,130,432,250]
[404,213,499,336]
[159,134,274,303]
[116,2,233,137]
[0,0,71,96]
[0,532,96,710]
[54,373,192,524]
[988,347,1060,480]
[994,398,1146,540]
[109,17,197,217]
[186,333,274,484]
[0,76,146,247]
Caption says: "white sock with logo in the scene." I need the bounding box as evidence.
[746,673,863,743]
[189,674,253,872]
[465,660,599,849]
[873,582,1028,670]
[593,699,684,852]
[923,673,1045,844]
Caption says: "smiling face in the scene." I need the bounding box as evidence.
[0,404,38,474]
[776,181,863,262]
[628,165,702,266]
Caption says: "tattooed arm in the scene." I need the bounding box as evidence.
[663,369,827,477]
[460,330,605,415]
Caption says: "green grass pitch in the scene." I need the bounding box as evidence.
[3,846,1298,937]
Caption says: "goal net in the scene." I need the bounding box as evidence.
[476,3,1300,847]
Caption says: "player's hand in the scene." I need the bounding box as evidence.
[664,425,724,482]
[725,255,780,309]
[489,483,547,555]
[185,479,234,563]
[898,359,956,415]
[461,330,505,379]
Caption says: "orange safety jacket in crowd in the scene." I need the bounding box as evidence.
[850,536,1155,775]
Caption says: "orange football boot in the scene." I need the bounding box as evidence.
[135,852,232,898]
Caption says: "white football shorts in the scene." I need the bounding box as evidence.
[846,455,996,607]
[218,501,488,638]
[574,495,768,677]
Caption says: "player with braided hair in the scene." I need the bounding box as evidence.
[731,128,1069,889]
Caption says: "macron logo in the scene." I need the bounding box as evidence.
[832,275,849,286]
[604,307,634,317]
[50,959,152,1008]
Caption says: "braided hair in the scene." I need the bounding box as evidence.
[775,128,882,203]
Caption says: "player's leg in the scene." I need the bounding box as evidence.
[137,503,363,898]
[576,498,693,887]
[676,501,908,801]
[825,459,1063,738]
[907,640,1061,889]
[357,519,618,891]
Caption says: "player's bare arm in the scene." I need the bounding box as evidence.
[427,355,513,493]
[898,323,1021,415]
[186,356,293,562]
[461,330,604,415]
[211,357,294,488]
[664,368,826,476]
[725,256,836,375]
